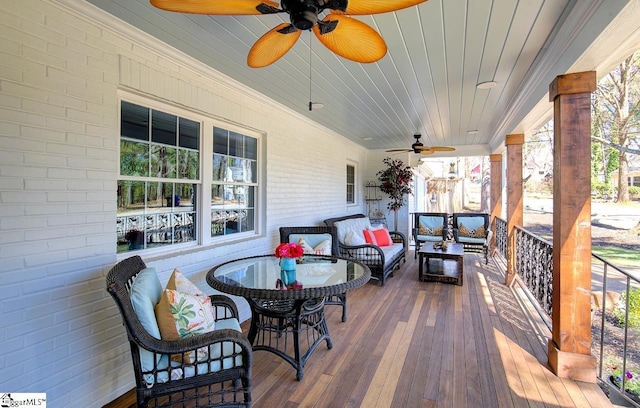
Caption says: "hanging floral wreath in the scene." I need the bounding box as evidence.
[377,157,413,211]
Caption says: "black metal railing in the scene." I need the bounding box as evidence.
[495,217,507,258]
[592,254,640,407]
[514,225,554,317]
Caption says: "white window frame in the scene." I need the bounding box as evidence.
[116,91,264,256]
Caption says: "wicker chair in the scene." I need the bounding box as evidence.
[412,212,448,259]
[452,212,492,264]
[278,226,349,322]
[106,256,252,407]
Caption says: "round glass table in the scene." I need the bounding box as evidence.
[207,255,370,380]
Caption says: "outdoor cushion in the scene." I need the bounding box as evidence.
[457,236,487,244]
[457,216,485,230]
[416,234,443,242]
[334,217,372,244]
[129,267,163,385]
[418,216,445,232]
[344,230,366,246]
[296,236,332,255]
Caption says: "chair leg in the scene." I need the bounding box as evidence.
[341,294,347,322]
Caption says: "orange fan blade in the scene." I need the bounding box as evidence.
[420,149,436,155]
[150,0,280,15]
[313,15,387,63]
[247,24,301,68]
[430,146,456,152]
[385,148,412,152]
[330,0,427,15]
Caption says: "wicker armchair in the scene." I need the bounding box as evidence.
[278,226,349,322]
[412,212,448,259]
[106,256,252,407]
[452,212,492,264]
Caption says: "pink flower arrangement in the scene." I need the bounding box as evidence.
[274,242,304,259]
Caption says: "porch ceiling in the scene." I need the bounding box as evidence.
[77,0,640,157]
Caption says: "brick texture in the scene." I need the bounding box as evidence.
[0,0,370,406]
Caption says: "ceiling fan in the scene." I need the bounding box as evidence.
[386,134,455,155]
[150,0,428,68]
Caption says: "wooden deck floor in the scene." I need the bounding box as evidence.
[106,251,613,408]
[247,252,611,408]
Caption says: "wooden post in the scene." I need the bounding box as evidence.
[547,71,597,383]
[504,135,524,286]
[489,154,502,254]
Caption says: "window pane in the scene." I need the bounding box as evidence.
[178,148,199,180]
[229,132,243,157]
[152,110,177,146]
[228,157,248,182]
[212,154,227,181]
[119,100,202,253]
[213,127,228,154]
[245,136,257,160]
[120,140,149,177]
[347,165,355,183]
[150,145,177,178]
[179,118,199,149]
[210,184,255,237]
[121,101,149,141]
[117,180,146,253]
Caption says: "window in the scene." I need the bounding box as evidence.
[117,101,200,253]
[346,164,355,204]
[211,127,257,237]
[117,97,262,254]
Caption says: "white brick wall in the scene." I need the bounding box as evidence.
[0,0,376,406]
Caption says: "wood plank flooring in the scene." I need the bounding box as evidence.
[105,252,613,408]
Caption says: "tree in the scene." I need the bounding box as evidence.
[377,157,413,230]
[592,51,640,203]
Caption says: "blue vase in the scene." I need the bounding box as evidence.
[280,257,297,286]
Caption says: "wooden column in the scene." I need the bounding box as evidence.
[547,71,597,382]
[504,135,524,286]
[489,154,502,254]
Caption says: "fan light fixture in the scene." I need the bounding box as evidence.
[477,81,497,89]
[150,0,429,67]
[385,134,455,155]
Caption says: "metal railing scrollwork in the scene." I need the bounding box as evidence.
[514,225,553,317]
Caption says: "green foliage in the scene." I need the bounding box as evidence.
[591,181,615,198]
[629,185,640,197]
[377,157,413,212]
[613,287,640,331]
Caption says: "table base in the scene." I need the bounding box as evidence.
[418,254,464,286]
[247,298,332,380]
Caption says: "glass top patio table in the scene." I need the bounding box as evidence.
[207,254,370,380]
[207,255,371,300]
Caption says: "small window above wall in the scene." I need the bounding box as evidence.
[346,164,356,204]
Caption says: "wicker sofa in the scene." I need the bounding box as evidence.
[323,214,406,286]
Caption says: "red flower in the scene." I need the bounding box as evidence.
[274,242,304,258]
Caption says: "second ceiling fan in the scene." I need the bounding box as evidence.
[386,134,455,155]
[150,0,428,67]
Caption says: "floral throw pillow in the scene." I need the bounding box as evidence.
[155,269,216,363]
[458,223,485,238]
